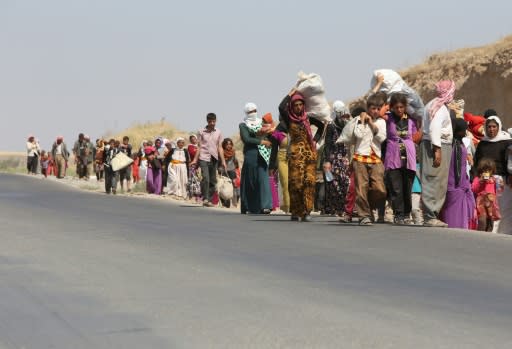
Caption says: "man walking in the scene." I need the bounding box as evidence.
[51,136,69,178]
[118,136,133,192]
[73,133,89,179]
[190,113,227,207]
[420,80,455,227]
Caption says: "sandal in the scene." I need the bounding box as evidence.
[359,217,373,226]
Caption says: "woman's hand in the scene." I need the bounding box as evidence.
[261,139,272,148]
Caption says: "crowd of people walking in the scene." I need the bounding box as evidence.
[25,72,512,234]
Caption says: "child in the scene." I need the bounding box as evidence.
[131,153,140,183]
[95,139,105,181]
[40,151,50,178]
[322,161,337,215]
[232,159,241,207]
[261,113,276,134]
[471,158,502,232]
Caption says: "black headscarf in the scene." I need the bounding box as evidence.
[452,118,468,186]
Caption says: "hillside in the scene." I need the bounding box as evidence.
[104,120,192,150]
[352,35,512,126]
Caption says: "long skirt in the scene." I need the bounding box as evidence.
[269,172,280,210]
[240,148,272,214]
[168,163,188,198]
[146,167,162,194]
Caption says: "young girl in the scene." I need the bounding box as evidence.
[384,93,418,225]
[131,153,140,183]
[40,151,50,178]
[471,158,502,232]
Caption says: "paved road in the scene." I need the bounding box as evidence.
[1,173,512,348]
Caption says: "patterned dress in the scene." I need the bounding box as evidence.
[288,122,317,218]
[323,122,351,215]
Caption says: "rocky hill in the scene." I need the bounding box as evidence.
[353,35,512,127]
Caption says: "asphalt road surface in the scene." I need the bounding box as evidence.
[1,173,512,348]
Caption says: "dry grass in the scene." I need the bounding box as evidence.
[0,152,25,173]
[102,120,193,149]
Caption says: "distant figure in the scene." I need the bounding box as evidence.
[40,150,50,178]
[51,136,69,179]
[118,136,133,192]
[26,135,41,174]
[103,139,120,194]
[73,133,89,180]
[190,113,226,207]
[167,137,190,199]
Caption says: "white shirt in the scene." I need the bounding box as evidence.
[353,117,386,158]
[422,101,453,147]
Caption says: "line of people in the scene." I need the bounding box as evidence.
[235,80,512,234]
[25,79,512,234]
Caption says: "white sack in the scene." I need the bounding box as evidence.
[296,71,331,122]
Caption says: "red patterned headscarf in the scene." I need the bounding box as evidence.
[429,80,456,120]
[288,92,315,148]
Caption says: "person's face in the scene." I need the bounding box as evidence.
[155,140,161,148]
[224,142,233,150]
[323,163,331,172]
[391,102,406,118]
[189,136,197,144]
[486,121,499,138]
[207,118,216,129]
[123,139,129,146]
[57,139,62,144]
[367,105,381,119]
[292,100,304,115]
[336,112,349,123]
[177,140,184,148]
[109,141,115,148]
[79,135,84,141]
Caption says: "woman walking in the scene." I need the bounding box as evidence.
[278,89,324,222]
[322,100,352,219]
[239,103,273,214]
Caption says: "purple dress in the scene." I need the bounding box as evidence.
[146,166,162,194]
[440,142,475,229]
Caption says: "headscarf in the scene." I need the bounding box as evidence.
[429,80,456,120]
[288,92,315,149]
[482,116,512,142]
[447,99,465,118]
[144,146,156,155]
[243,102,261,128]
[332,100,351,130]
[452,118,468,186]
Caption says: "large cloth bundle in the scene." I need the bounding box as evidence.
[296,71,331,122]
[111,151,134,171]
[371,69,425,121]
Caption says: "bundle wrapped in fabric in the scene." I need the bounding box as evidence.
[111,151,134,171]
[296,71,332,122]
[371,69,425,121]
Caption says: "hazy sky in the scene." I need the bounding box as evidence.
[1,0,511,151]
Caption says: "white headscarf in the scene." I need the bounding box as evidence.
[332,100,350,116]
[482,116,512,142]
[243,102,261,128]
